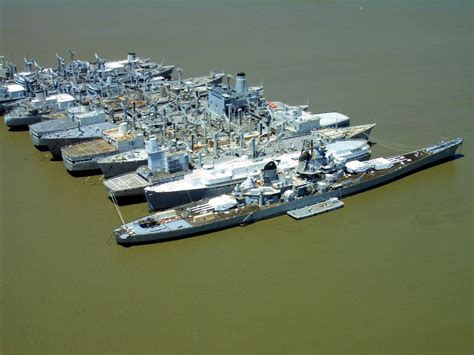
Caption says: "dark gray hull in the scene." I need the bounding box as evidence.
[30,118,77,147]
[4,113,42,128]
[63,155,106,172]
[99,159,147,179]
[116,139,462,245]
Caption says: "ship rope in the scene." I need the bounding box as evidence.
[369,134,424,152]
[186,189,193,204]
[110,192,125,225]
[106,233,116,246]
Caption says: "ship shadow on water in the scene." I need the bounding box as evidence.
[67,169,103,178]
[33,144,49,152]
[108,195,146,206]
[7,125,29,132]
[49,155,62,162]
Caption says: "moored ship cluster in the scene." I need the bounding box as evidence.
[0,52,463,246]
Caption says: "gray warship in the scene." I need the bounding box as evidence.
[267,101,351,133]
[61,122,145,172]
[0,83,27,113]
[103,124,375,200]
[42,121,116,158]
[144,138,371,211]
[98,149,148,178]
[29,105,106,147]
[114,137,463,245]
[4,92,75,128]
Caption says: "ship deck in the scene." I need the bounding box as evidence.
[105,173,149,193]
[62,139,117,158]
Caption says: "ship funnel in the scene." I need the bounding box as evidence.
[147,136,160,153]
[263,161,278,186]
[147,136,168,172]
[235,72,247,94]
[35,91,45,101]
[127,52,136,63]
[118,122,128,136]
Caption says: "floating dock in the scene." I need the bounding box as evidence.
[286,197,344,220]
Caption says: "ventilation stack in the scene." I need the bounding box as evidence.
[127,52,136,63]
[263,161,278,186]
[147,136,168,173]
[235,72,247,94]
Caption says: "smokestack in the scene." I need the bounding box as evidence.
[35,91,45,101]
[235,72,247,94]
[147,136,168,172]
[127,52,136,63]
[118,122,128,136]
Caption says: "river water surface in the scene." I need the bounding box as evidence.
[0,0,472,354]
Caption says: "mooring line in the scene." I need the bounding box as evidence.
[111,192,125,225]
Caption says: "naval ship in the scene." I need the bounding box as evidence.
[103,124,375,200]
[29,105,106,147]
[0,83,28,115]
[4,91,75,128]
[61,122,145,172]
[144,138,371,211]
[98,149,149,178]
[267,101,351,134]
[42,121,117,158]
[113,137,463,245]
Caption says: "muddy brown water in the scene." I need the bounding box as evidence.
[0,0,472,353]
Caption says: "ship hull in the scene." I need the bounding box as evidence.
[0,99,26,115]
[109,185,148,199]
[145,183,241,211]
[63,155,105,172]
[99,159,147,179]
[4,113,42,128]
[116,139,462,245]
[29,119,77,147]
